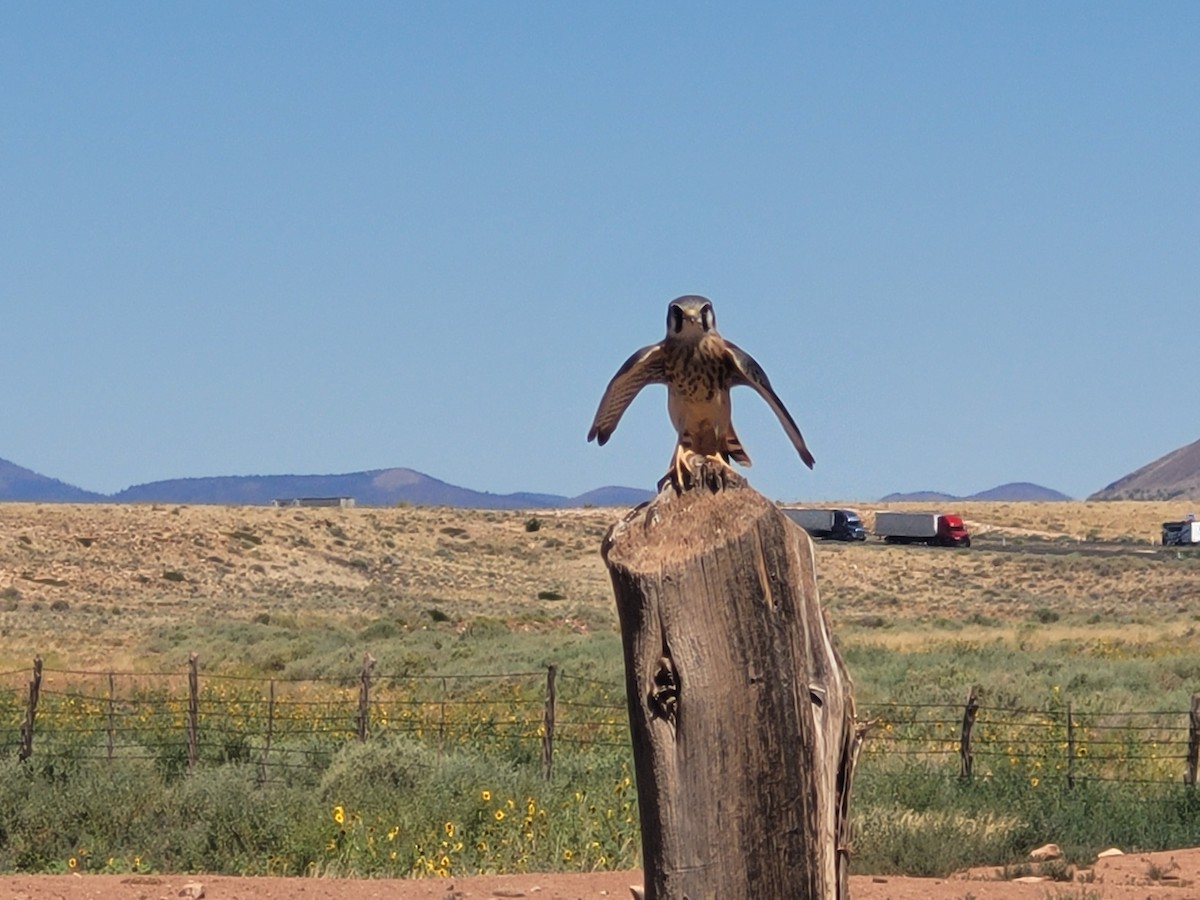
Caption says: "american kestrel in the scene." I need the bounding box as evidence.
[588,295,815,488]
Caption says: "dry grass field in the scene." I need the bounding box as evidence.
[4,498,1200,891]
[823,501,1200,628]
[0,502,614,671]
[0,499,1197,673]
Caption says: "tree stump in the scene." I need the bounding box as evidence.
[602,459,861,900]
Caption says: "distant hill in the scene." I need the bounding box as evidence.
[1089,437,1200,501]
[570,485,656,507]
[882,482,1071,503]
[0,458,104,502]
[0,457,653,508]
[969,482,1072,502]
[879,490,958,503]
[111,468,571,508]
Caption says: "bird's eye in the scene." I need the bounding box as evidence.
[701,304,714,331]
[669,305,684,333]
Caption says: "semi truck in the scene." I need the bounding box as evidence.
[1162,519,1200,546]
[783,507,867,541]
[874,511,971,547]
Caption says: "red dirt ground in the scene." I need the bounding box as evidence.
[4,847,1200,900]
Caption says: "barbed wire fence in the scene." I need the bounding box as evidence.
[5,656,1200,790]
[0,656,631,782]
[862,689,1200,790]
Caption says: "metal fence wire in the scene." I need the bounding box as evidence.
[0,656,630,780]
[4,657,1200,788]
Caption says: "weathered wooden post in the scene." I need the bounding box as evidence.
[18,656,43,762]
[357,653,376,742]
[959,687,979,780]
[602,461,861,900]
[1186,692,1200,787]
[107,671,116,764]
[438,676,448,761]
[187,652,200,772]
[542,664,557,781]
[258,678,276,784]
[1066,701,1075,789]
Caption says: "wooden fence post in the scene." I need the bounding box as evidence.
[602,461,861,900]
[258,678,275,784]
[1066,702,1075,789]
[439,676,448,761]
[959,687,979,780]
[542,664,557,781]
[107,671,115,764]
[357,653,376,742]
[187,653,199,772]
[18,656,43,762]
[1186,693,1200,787]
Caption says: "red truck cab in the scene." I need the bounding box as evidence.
[938,515,971,547]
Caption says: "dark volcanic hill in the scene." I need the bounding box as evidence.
[570,485,656,507]
[1089,437,1200,501]
[111,468,571,508]
[0,457,654,508]
[969,482,1072,501]
[879,490,958,503]
[882,482,1071,502]
[0,458,104,502]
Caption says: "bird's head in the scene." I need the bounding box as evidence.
[665,295,716,341]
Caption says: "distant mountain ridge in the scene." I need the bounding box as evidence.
[881,482,1072,502]
[1089,437,1200,501]
[0,458,105,503]
[0,457,653,508]
[23,453,1196,507]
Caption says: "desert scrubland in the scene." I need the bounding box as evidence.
[1,499,1199,887]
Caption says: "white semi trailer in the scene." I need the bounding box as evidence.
[874,511,971,548]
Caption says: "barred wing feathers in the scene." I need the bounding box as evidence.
[587,343,667,446]
[725,341,816,469]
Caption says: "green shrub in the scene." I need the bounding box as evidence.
[318,735,438,808]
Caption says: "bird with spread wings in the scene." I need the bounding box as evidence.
[588,295,815,489]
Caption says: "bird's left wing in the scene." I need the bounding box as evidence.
[587,343,666,445]
[725,341,816,469]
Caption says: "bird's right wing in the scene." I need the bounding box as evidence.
[587,343,666,445]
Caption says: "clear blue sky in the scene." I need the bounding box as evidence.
[3,3,1197,502]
